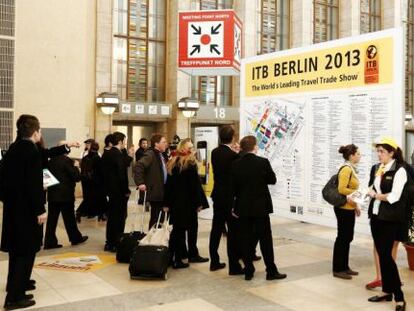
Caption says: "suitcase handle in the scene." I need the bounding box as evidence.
[131,190,147,233]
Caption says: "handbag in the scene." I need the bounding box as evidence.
[322,166,352,207]
[140,211,172,247]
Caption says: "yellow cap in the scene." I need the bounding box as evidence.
[373,137,399,149]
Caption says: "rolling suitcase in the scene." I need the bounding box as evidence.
[129,212,171,280]
[129,244,169,280]
[116,192,147,263]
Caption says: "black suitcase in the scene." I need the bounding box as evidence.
[116,191,147,263]
[129,244,169,280]
[116,231,146,263]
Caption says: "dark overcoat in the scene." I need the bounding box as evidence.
[1,139,45,254]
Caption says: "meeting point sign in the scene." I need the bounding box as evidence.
[243,29,399,97]
[178,10,242,76]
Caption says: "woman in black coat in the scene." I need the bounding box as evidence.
[164,138,208,269]
[89,142,108,220]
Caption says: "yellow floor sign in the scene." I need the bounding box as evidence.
[35,252,116,273]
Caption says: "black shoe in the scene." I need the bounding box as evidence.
[210,263,226,271]
[71,236,88,246]
[189,255,209,263]
[368,294,393,302]
[333,271,352,280]
[28,280,36,286]
[4,298,36,310]
[25,284,36,291]
[253,255,262,261]
[98,215,107,222]
[23,295,33,300]
[245,273,254,281]
[104,244,116,252]
[229,268,244,276]
[396,302,406,311]
[43,244,63,250]
[345,268,359,276]
[266,272,287,280]
[173,261,190,269]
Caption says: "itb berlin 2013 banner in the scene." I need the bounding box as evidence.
[240,28,404,233]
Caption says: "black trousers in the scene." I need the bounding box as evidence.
[6,252,36,302]
[209,205,242,271]
[106,196,128,247]
[44,201,83,246]
[239,216,277,275]
[332,207,355,272]
[148,201,164,230]
[371,216,404,302]
[170,226,186,263]
[187,210,199,258]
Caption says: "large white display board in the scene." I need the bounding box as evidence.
[240,28,404,233]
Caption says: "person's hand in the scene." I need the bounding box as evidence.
[355,207,361,217]
[163,207,170,213]
[346,196,357,207]
[67,141,81,148]
[197,206,202,212]
[368,189,376,198]
[231,209,239,219]
[128,146,135,157]
[138,184,147,191]
[37,213,47,225]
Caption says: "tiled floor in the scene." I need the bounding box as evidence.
[0,199,413,311]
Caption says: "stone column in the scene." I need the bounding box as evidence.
[383,0,404,29]
[291,0,313,48]
[339,0,360,38]
[165,0,193,141]
[94,0,113,147]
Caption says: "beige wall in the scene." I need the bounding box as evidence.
[14,0,97,158]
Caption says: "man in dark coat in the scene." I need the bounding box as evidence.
[133,134,168,229]
[135,138,148,162]
[44,142,88,249]
[209,125,243,273]
[231,135,286,281]
[0,115,46,309]
[102,132,131,252]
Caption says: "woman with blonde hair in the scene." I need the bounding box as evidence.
[164,138,209,269]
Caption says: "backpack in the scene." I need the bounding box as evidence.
[322,166,352,207]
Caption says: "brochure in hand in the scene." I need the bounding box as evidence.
[43,169,60,188]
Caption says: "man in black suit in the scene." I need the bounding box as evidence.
[102,132,131,252]
[135,138,148,162]
[44,142,88,249]
[0,115,46,310]
[231,136,286,281]
[209,125,243,273]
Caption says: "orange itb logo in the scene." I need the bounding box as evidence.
[364,45,379,84]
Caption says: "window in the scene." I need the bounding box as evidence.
[0,0,14,36]
[190,0,233,106]
[360,0,381,34]
[190,0,233,10]
[313,0,339,43]
[257,0,290,54]
[0,39,13,109]
[407,0,414,114]
[0,111,12,150]
[0,0,14,150]
[112,0,166,102]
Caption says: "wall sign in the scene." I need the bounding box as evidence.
[178,10,242,76]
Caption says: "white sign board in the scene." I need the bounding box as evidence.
[240,28,404,233]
